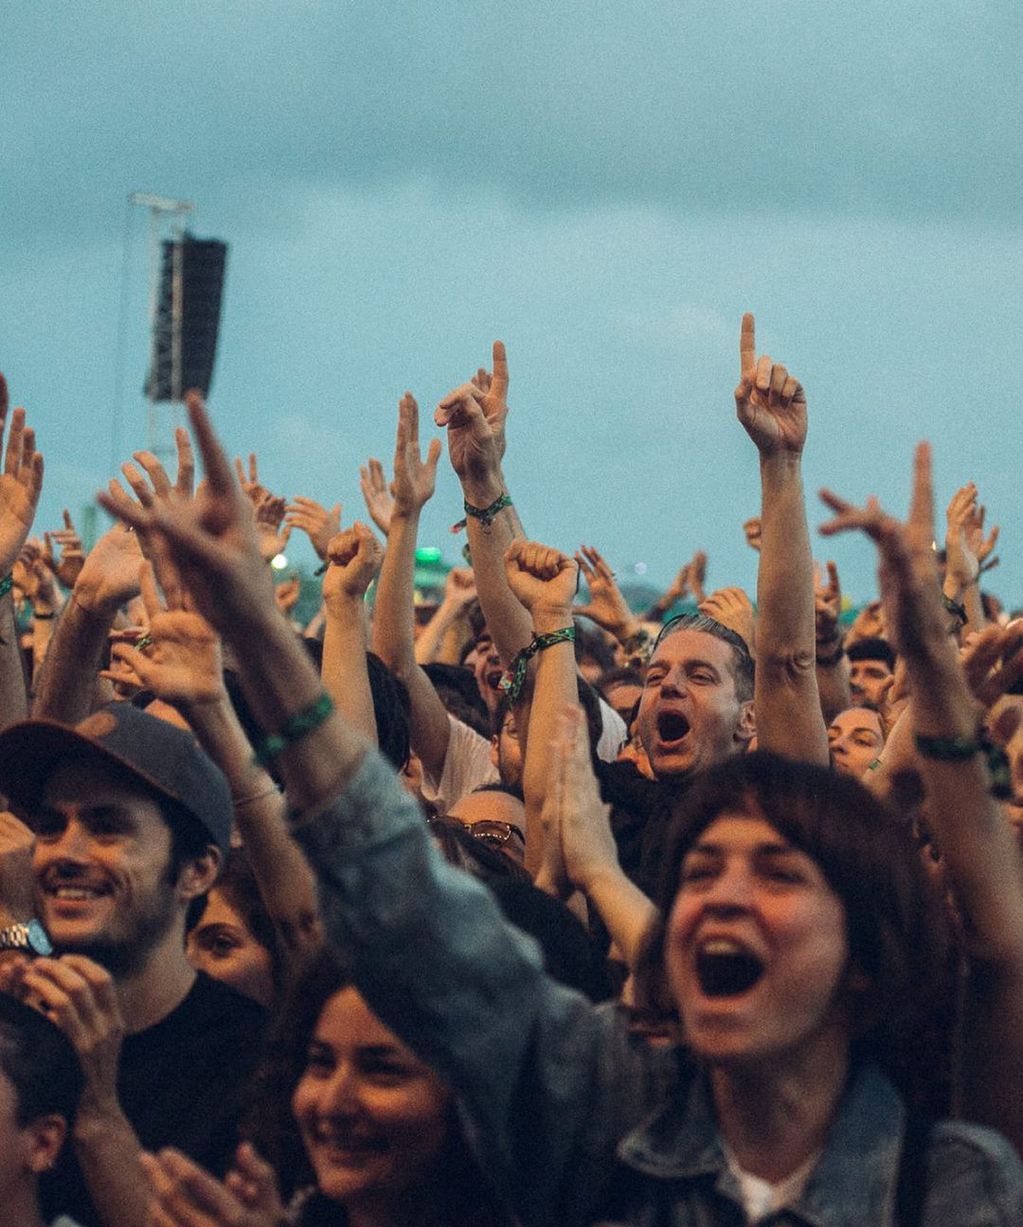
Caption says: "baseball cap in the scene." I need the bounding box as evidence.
[0,702,232,855]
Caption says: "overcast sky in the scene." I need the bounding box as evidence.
[4,1,1022,605]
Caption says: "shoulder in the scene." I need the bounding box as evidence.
[923,1120,1023,1222]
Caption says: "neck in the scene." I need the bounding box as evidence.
[347,1186,451,1227]
[117,925,197,1033]
[7,1184,46,1227]
[710,1032,849,1184]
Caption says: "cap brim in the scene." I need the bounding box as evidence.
[0,719,185,821]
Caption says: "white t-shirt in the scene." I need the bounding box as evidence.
[422,701,627,815]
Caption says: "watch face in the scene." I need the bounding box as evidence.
[26,920,53,957]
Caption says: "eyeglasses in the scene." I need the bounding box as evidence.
[428,814,525,848]
[460,819,525,848]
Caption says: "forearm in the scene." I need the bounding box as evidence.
[74,1101,149,1227]
[322,599,377,747]
[522,609,579,877]
[414,598,465,665]
[371,511,420,679]
[905,635,1023,961]
[0,590,28,729]
[188,695,321,953]
[462,472,532,665]
[32,591,117,721]
[583,865,657,971]
[755,453,828,763]
[224,605,370,813]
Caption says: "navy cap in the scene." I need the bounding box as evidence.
[0,702,232,856]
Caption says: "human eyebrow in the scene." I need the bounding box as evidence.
[684,659,721,679]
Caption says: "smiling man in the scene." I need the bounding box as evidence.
[0,702,266,1227]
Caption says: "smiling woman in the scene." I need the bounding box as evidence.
[145,948,515,1226]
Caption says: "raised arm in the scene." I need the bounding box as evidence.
[821,443,1023,1151]
[321,522,383,748]
[369,392,453,782]
[105,560,321,958]
[504,540,580,876]
[435,342,532,668]
[0,382,44,729]
[735,314,827,764]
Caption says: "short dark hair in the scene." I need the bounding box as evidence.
[846,637,896,671]
[654,613,755,702]
[635,752,950,1103]
[0,992,83,1126]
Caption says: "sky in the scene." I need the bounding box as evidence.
[4,1,1023,607]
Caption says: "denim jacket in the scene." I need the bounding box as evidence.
[293,750,1023,1227]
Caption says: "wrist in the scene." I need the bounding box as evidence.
[461,475,506,508]
[71,587,121,619]
[532,608,575,636]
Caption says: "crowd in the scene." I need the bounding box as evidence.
[0,313,1022,1226]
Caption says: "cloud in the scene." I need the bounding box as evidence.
[5,0,1022,255]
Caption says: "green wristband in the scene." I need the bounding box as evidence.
[253,692,335,767]
[501,627,576,704]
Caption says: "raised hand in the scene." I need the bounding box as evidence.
[44,509,85,589]
[96,391,275,635]
[72,522,144,614]
[323,522,384,607]
[253,492,291,563]
[104,561,225,708]
[0,376,44,576]
[442,565,477,611]
[743,515,762,552]
[504,540,578,623]
[392,392,443,518]
[699,586,756,654]
[814,560,842,644]
[274,575,301,616]
[359,456,395,537]
[435,341,509,490]
[13,539,59,616]
[734,313,807,456]
[819,443,943,661]
[233,452,270,506]
[574,544,636,639]
[945,481,999,592]
[284,495,342,560]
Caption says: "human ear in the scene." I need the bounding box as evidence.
[25,1113,66,1174]
[735,700,756,746]
[177,846,222,900]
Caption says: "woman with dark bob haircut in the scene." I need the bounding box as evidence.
[635,751,953,1112]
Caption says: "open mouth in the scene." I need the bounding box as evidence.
[657,711,690,744]
[485,669,505,692]
[696,939,765,997]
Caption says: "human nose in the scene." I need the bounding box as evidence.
[36,818,91,867]
[702,860,755,912]
[317,1063,364,1117]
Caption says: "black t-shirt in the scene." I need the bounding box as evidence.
[43,972,267,1227]
[597,759,686,899]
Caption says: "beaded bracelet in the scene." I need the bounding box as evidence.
[252,692,335,766]
[463,492,512,531]
[501,626,576,703]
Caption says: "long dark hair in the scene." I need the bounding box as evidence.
[634,752,954,1111]
[246,948,514,1223]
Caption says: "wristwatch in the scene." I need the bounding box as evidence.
[0,919,53,956]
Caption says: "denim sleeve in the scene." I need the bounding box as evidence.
[923,1122,1023,1225]
[291,750,681,1227]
